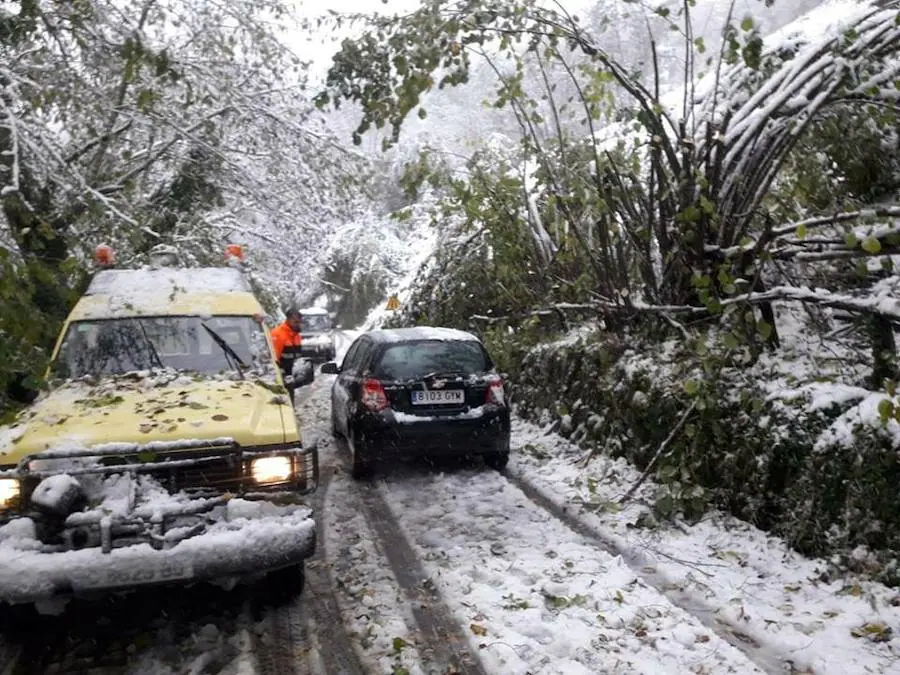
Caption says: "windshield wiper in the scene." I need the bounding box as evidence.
[201,322,247,379]
[137,322,165,370]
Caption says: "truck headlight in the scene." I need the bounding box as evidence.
[0,479,20,508]
[251,456,292,484]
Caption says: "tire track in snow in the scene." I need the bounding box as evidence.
[321,458,434,674]
[297,375,486,675]
[302,546,368,675]
[504,466,791,675]
[250,375,368,675]
[249,458,366,675]
[353,475,489,675]
[251,594,307,675]
[377,463,766,675]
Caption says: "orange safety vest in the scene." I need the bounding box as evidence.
[270,322,302,365]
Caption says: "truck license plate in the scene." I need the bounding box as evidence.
[72,559,195,591]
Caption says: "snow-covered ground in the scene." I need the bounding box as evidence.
[506,420,900,674]
[4,332,897,673]
[375,467,761,674]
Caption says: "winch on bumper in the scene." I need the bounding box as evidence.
[0,438,318,605]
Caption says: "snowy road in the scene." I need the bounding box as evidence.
[1,354,896,673]
[296,376,767,675]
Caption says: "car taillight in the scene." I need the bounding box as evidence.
[486,377,505,406]
[362,378,389,411]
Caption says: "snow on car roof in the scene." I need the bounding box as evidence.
[72,267,261,320]
[369,327,480,343]
[86,267,252,296]
[70,292,263,321]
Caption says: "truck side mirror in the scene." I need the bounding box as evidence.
[6,374,39,405]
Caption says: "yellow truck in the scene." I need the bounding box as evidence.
[0,245,318,609]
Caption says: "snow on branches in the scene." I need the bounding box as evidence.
[0,0,371,293]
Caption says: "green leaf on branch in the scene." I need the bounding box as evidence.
[861,237,882,254]
[877,398,894,424]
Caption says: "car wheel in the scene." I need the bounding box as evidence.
[330,405,341,438]
[349,429,374,480]
[483,450,510,471]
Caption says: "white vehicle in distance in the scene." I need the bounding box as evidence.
[298,307,336,363]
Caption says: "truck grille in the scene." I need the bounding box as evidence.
[130,454,243,492]
[2,439,319,501]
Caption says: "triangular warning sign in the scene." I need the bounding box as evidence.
[385,294,401,311]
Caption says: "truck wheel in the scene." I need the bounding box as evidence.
[260,563,305,606]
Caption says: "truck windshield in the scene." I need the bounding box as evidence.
[51,316,272,379]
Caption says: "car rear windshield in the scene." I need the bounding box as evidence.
[373,340,491,381]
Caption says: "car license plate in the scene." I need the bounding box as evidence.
[72,558,195,591]
[412,389,464,405]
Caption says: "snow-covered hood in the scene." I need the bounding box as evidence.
[0,377,292,464]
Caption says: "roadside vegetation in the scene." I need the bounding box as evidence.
[318,0,900,584]
[0,0,408,412]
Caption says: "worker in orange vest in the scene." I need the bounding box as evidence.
[270,308,304,402]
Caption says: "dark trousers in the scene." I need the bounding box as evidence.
[280,364,296,406]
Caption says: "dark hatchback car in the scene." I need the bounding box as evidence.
[320,327,511,479]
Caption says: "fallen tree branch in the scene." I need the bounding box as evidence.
[653,285,900,322]
[618,399,698,505]
[715,207,900,259]
[470,302,600,324]
[473,282,900,329]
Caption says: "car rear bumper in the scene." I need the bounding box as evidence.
[357,406,511,457]
[0,501,316,605]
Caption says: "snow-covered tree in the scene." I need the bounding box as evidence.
[319,0,900,364]
[0,0,375,399]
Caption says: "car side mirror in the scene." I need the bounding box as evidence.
[320,362,340,375]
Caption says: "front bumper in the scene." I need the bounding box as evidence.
[357,406,511,458]
[0,500,316,604]
[300,335,336,362]
[0,438,320,604]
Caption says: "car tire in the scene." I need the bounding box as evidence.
[330,405,341,439]
[483,451,510,471]
[349,429,374,480]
